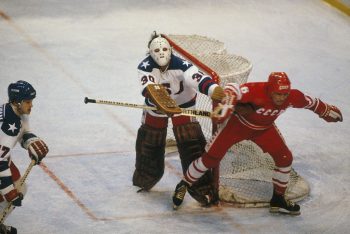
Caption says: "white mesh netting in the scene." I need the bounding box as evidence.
[165,34,309,207]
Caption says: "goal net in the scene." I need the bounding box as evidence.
[164,34,310,207]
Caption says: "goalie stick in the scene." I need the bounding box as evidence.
[0,160,36,224]
[84,97,212,118]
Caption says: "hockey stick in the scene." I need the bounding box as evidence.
[0,160,36,224]
[84,97,212,118]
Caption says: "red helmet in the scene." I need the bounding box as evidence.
[267,72,291,94]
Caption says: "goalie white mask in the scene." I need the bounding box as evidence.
[149,36,172,67]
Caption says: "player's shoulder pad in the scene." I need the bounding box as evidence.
[288,89,308,102]
[168,54,193,72]
[0,103,21,136]
[137,55,158,72]
[289,89,304,96]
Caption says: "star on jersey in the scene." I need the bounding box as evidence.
[182,60,190,67]
[8,123,17,133]
[141,61,150,69]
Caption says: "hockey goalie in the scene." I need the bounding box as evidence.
[131,32,227,206]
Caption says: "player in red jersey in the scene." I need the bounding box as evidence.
[172,72,343,215]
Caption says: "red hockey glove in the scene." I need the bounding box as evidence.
[211,91,237,124]
[309,99,343,123]
[322,105,343,122]
[28,139,49,165]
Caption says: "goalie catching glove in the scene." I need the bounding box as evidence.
[308,98,343,122]
[146,84,181,116]
[21,133,49,165]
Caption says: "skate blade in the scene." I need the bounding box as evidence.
[172,197,184,210]
[270,207,301,216]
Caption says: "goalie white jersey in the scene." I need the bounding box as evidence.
[137,54,218,116]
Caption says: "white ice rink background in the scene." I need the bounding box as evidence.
[0,0,349,233]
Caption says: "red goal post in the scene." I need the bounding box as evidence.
[163,34,310,207]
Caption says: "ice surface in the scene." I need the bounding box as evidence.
[0,0,349,233]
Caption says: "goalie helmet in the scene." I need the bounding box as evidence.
[8,80,36,103]
[267,72,291,95]
[149,35,172,67]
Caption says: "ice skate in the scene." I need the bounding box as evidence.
[172,180,189,210]
[269,193,300,216]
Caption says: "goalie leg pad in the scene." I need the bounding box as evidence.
[172,122,206,172]
[132,124,167,191]
[173,122,218,205]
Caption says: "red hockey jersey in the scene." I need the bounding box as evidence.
[233,82,314,130]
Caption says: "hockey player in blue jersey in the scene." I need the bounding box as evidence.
[0,81,49,234]
[132,32,226,206]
